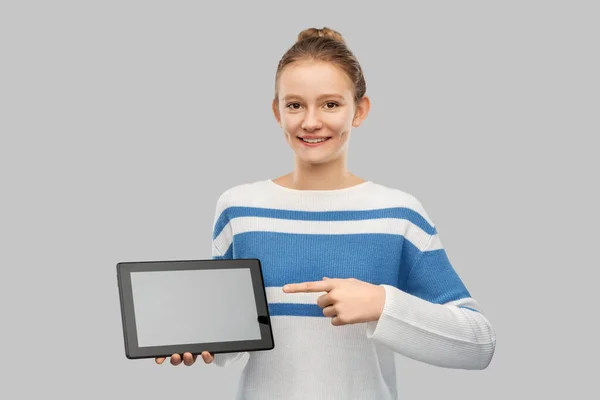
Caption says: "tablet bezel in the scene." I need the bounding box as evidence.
[117,258,274,359]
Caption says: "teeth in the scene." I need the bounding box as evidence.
[302,138,327,143]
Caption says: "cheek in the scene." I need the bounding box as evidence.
[330,111,353,129]
[281,112,352,137]
[281,116,301,132]
[329,117,352,137]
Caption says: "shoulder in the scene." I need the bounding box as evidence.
[214,179,271,213]
[367,182,434,227]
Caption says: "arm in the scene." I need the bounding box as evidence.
[366,225,496,370]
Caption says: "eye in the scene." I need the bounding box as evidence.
[324,102,339,109]
[286,103,302,110]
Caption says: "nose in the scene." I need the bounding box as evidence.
[301,109,322,131]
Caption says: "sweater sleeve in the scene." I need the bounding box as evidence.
[210,194,248,368]
[365,219,496,370]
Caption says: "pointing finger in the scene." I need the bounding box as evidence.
[283,280,332,293]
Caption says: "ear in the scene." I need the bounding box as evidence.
[272,98,281,126]
[352,96,371,128]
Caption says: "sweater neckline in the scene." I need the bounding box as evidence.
[266,179,374,194]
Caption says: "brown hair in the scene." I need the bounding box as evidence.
[274,27,366,105]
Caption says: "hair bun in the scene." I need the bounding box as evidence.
[297,27,345,44]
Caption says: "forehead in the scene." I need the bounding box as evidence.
[278,61,353,99]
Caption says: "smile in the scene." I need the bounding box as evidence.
[298,137,331,146]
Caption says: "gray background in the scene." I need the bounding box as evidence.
[1,0,598,399]
[130,269,260,347]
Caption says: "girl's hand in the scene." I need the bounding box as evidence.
[283,277,385,326]
[155,351,214,366]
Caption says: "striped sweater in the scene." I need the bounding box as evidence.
[210,179,496,400]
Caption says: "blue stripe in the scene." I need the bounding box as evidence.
[269,303,324,317]
[231,231,406,288]
[268,303,479,318]
[213,206,436,239]
[406,249,471,304]
[224,231,470,306]
[217,228,472,308]
[459,306,479,313]
[267,304,478,318]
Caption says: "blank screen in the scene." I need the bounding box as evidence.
[130,268,261,348]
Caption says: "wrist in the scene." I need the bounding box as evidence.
[372,285,386,321]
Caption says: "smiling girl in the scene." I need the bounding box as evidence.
[157,27,496,399]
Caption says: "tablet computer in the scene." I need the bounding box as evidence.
[117,258,274,359]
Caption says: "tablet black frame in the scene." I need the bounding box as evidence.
[117,258,274,359]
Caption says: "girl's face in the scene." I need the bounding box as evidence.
[273,61,368,165]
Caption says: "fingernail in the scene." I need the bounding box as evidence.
[283,285,289,292]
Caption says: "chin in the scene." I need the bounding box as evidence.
[296,151,340,165]
[288,134,348,165]
[299,157,329,165]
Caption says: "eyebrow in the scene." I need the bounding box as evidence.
[282,93,345,101]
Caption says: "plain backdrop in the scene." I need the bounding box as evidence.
[1,1,598,399]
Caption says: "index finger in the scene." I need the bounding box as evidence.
[283,280,332,293]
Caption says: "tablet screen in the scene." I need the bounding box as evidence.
[130,268,261,347]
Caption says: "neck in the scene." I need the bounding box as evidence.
[282,154,363,190]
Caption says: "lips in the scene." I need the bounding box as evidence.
[298,136,331,144]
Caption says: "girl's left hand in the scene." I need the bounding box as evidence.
[283,277,386,326]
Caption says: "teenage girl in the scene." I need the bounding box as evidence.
[156,27,496,400]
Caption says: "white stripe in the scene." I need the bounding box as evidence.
[266,287,323,304]
[429,234,443,250]
[214,216,438,255]
[446,297,481,311]
[266,288,479,310]
[215,180,436,226]
[213,223,234,256]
